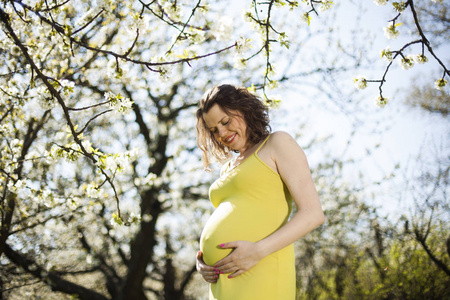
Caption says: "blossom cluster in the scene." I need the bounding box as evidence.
[319,1,334,12]
[1,139,23,174]
[49,142,84,162]
[353,75,367,90]
[211,16,233,42]
[233,37,252,70]
[383,23,400,39]
[105,92,134,114]
[375,96,389,108]
[95,149,139,174]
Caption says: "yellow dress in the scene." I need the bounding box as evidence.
[200,135,296,300]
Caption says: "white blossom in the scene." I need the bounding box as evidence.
[434,78,447,91]
[110,213,123,227]
[190,30,206,44]
[128,212,141,224]
[319,0,333,12]
[10,139,22,157]
[106,92,134,114]
[104,156,118,172]
[235,37,252,54]
[125,148,139,162]
[8,179,27,193]
[233,56,247,70]
[142,173,157,186]
[380,46,394,61]
[59,79,75,88]
[383,24,400,39]
[127,14,150,34]
[393,1,407,12]
[375,96,389,108]
[162,1,182,22]
[104,91,115,101]
[37,95,56,110]
[211,16,233,41]
[300,13,311,25]
[49,145,61,159]
[11,45,21,56]
[86,182,100,198]
[412,54,428,64]
[81,139,92,153]
[86,254,93,265]
[353,75,368,90]
[142,213,153,222]
[265,94,282,109]
[151,57,173,82]
[38,189,54,207]
[399,55,414,70]
[373,0,388,5]
[0,123,13,136]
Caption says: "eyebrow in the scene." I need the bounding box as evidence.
[207,116,229,130]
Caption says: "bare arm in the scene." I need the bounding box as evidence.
[214,131,325,278]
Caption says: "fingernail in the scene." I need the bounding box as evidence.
[215,274,218,278]
[219,243,225,248]
[220,271,224,274]
[228,275,232,279]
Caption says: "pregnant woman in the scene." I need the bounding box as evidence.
[195,84,325,300]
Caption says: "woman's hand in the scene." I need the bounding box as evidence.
[196,251,219,283]
[214,241,264,278]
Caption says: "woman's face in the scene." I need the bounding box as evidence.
[202,104,249,153]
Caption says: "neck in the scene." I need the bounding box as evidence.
[237,141,256,157]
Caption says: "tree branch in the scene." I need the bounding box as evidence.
[4,244,109,300]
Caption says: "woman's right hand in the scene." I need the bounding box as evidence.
[196,251,219,283]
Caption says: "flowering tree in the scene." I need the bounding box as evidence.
[353,0,449,107]
[1,0,448,299]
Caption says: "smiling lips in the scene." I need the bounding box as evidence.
[224,133,236,144]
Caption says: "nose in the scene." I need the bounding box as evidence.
[216,125,227,138]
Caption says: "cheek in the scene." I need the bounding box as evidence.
[211,132,220,141]
[235,119,247,133]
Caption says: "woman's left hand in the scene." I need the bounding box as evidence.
[214,240,264,278]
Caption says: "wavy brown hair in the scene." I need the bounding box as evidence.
[196,84,271,169]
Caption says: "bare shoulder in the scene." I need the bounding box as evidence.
[269,131,308,165]
[258,131,306,174]
[267,131,304,154]
[268,131,296,144]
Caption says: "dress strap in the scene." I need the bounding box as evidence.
[255,134,271,154]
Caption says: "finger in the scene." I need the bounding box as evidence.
[199,264,221,276]
[204,274,218,282]
[215,261,235,273]
[219,264,240,275]
[196,252,216,272]
[214,255,234,268]
[227,269,245,279]
[203,272,219,283]
[200,269,217,277]
[200,264,217,272]
[219,241,239,249]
